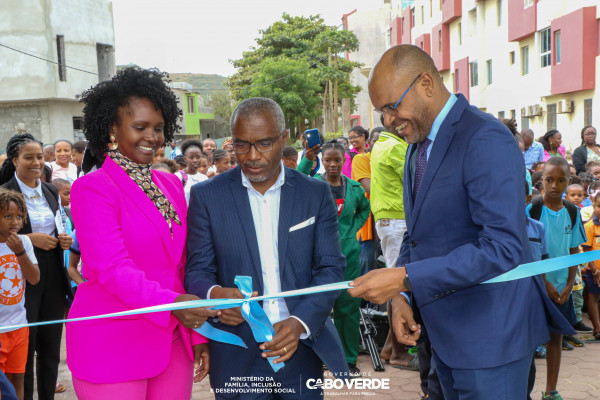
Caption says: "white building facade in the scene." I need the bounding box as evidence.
[345,0,599,151]
[0,0,115,149]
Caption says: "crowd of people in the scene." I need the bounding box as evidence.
[0,44,597,400]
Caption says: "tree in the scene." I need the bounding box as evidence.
[207,90,235,133]
[227,13,362,134]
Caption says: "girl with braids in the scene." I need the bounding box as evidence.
[174,139,208,204]
[298,140,371,377]
[67,66,217,399]
[540,129,566,162]
[0,133,73,400]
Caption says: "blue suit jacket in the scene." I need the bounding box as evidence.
[184,166,348,387]
[399,94,573,369]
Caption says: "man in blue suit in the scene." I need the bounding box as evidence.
[185,97,348,399]
[349,45,572,399]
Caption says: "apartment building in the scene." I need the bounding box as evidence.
[345,0,599,150]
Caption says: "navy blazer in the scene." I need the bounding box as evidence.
[398,94,573,369]
[185,166,348,387]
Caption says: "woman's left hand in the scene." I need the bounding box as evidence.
[193,343,210,383]
[58,233,73,250]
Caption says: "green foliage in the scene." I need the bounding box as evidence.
[227,13,363,125]
[206,91,236,133]
[168,73,227,97]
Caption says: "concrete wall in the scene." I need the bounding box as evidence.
[0,0,115,102]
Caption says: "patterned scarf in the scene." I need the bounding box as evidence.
[109,150,181,234]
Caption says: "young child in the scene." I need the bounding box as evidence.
[48,140,78,182]
[0,190,40,399]
[526,157,586,400]
[579,172,594,207]
[585,161,600,181]
[581,180,600,223]
[198,152,209,176]
[565,184,585,208]
[51,178,71,209]
[282,146,299,169]
[581,195,600,341]
[212,149,231,175]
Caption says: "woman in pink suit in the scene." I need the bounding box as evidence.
[67,67,219,399]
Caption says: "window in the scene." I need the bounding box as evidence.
[411,8,415,27]
[438,30,442,52]
[56,35,66,81]
[96,43,114,82]
[509,51,515,65]
[469,61,478,87]
[584,99,593,126]
[521,46,529,75]
[524,0,534,8]
[510,109,516,119]
[385,28,392,49]
[547,103,557,130]
[430,0,433,17]
[555,30,561,64]
[187,96,195,114]
[486,59,492,84]
[540,28,551,68]
[421,6,424,24]
[458,22,462,45]
[521,116,530,130]
[454,70,459,92]
[439,0,442,10]
[498,111,505,119]
[401,17,405,35]
[497,0,503,26]
[468,9,477,37]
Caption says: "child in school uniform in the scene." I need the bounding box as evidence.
[526,157,586,400]
[0,190,40,399]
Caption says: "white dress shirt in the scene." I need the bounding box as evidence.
[15,174,56,235]
[210,163,309,338]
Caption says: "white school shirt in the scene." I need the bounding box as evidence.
[0,235,38,331]
[15,175,56,235]
[174,171,208,204]
[210,163,309,338]
[48,161,78,183]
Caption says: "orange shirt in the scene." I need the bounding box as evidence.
[352,153,373,241]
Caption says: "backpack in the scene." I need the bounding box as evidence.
[528,195,578,228]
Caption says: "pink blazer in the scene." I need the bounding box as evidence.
[66,156,207,383]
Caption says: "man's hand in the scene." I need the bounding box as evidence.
[193,343,210,383]
[58,233,73,250]
[210,287,258,326]
[303,141,321,161]
[557,283,573,305]
[391,295,421,346]
[171,294,221,329]
[260,317,305,364]
[544,280,559,302]
[28,233,58,250]
[348,268,406,304]
[5,232,24,255]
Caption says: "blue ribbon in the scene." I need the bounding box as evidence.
[196,276,283,372]
[484,250,600,284]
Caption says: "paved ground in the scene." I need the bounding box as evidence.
[50,316,600,399]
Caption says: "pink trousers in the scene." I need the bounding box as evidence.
[72,330,193,400]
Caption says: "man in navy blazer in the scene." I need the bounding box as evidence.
[349,45,573,399]
[185,97,348,399]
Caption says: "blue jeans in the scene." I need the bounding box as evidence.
[358,239,374,276]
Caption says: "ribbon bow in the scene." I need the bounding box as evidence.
[195,276,283,372]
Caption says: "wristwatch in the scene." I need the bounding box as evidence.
[403,272,412,291]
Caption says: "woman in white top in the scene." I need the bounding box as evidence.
[0,133,73,400]
[174,139,208,204]
[49,140,78,183]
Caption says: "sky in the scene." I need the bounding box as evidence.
[112,0,380,77]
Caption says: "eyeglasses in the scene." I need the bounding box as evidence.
[232,131,285,154]
[373,73,422,116]
[348,136,361,141]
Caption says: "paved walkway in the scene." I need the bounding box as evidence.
[50,318,600,399]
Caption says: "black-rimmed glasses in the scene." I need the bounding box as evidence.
[373,73,422,116]
[232,131,285,154]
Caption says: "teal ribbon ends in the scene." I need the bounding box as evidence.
[195,276,283,372]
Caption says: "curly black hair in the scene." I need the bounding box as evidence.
[180,139,203,156]
[78,66,182,161]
